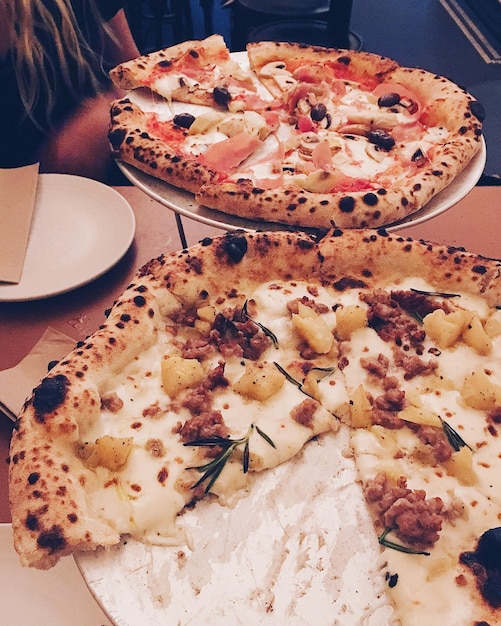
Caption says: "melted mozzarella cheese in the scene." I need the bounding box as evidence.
[81,280,346,542]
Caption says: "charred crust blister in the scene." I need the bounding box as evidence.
[32,375,70,420]
[469,100,486,122]
[36,526,67,554]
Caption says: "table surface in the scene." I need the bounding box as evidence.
[1,184,500,523]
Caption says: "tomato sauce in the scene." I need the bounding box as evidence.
[146,117,188,150]
[284,57,379,91]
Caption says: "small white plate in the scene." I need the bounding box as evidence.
[0,174,135,302]
[0,523,112,626]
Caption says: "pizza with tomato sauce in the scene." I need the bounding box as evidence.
[108,36,484,229]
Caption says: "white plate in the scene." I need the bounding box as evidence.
[0,523,112,626]
[118,138,486,234]
[77,431,392,626]
[0,174,135,302]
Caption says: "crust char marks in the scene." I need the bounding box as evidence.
[317,231,501,305]
[195,174,443,230]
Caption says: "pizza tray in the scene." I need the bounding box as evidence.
[117,137,485,234]
[76,428,393,625]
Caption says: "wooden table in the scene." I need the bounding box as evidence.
[1,185,500,523]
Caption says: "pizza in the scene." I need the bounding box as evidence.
[8,228,501,624]
[107,35,484,229]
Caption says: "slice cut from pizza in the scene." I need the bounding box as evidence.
[8,229,501,624]
[110,34,261,110]
[108,97,280,193]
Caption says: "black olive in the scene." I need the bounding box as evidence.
[377,92,401,108]
[213,86,232,108]
[411,148,428,167]
[475,527,501,569]
[367,129,395,151]
[173,113,195,129]
[470,100,486,122]
[223,234,248,263]
[310,103,327,121]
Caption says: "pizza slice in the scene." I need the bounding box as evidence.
[108,97,282,193]
[109,34,263,111]
[332,283,501,624]
[246,40,400,98]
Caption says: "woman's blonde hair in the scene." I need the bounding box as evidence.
[5,0,113,127]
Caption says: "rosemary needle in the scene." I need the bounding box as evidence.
[241,300,279,348]
[273,362,335,398]
[410,288,461,299]
[185,423,275,493]
[378,528,430,556]
[440,417,473,452]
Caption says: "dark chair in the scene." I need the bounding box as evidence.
[230,0,362,51]
[124,0,194,52]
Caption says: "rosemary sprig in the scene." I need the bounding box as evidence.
[185,423,275,493]
[311,366,337,380]
[410,288,461,299]
[440,417,473,452]
[378,528,430,556]
[241,300,279,348]
[274,361,306,389]
[273,362,335,398]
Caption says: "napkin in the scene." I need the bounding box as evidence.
[0,163,40,284]
[0,327,76,419]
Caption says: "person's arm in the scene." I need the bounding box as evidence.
[37,88,124,182]
[37,8,139,182]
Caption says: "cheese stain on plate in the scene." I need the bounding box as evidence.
[77,428,394,625]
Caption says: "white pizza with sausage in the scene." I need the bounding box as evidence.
[8,229,501,625]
